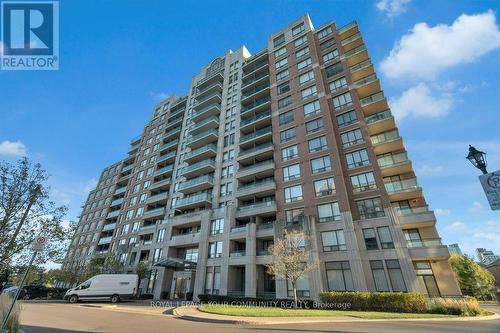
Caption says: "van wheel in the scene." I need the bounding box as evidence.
[69,295,78,303]
[110,294,120,303]
[22,294,30,300]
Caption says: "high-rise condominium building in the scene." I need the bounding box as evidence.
[477,248,500,265]
[62,14,461,300]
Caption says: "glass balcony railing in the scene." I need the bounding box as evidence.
[240,110,272,127]
[98,236,113,245]
[157,150,177,163]
[377,152,409,168]
[160,139,179,151]
[195,92,222,106]
[231,225,247,233]
[238,142,273,159]
[385,178,419,193]
[238,159,274,172]
[242,60,268,77]
[178,174,214,191]
[114,186,127,194]
[230,250,246,257]
[192,103,221,118]
[181,159,216,175]
[102,223,116,231]
[341,32,361,46]
[122,164,134,172]
[257,222,274,230]
[241,83,270,99]
[238,179,275,191]
[366,109,392,124]
[337,21,357,34]
[394,205,430,216]
[240,125,272,143]
[184,144,217,160]
[163,127,181,139]
[238,200,276,211]
[110,198,123,206]
[360,91,385,106]
[197,82,223,96]
[154,164,174,176]
[191,115,219,131]
[407,238,443,248]
[143,207,165,217]
[344,45,366,58]
[350,59,372,73]
[150,177,171,189]
[352,73,377,89]
[187,128,218,144]
[242,71,270,88]
[175,192,212,207]
[241,96,271,113]
[371,129,400,145]
[107,210,120,218]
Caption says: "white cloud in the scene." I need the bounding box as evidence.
[442,221,466,233]
[380,10,500,79]
[0,140,27,156]
[83,178,98,194]
[376,0,411,18]
[434,208,451,217]
[417,164,445,177]
[390,83,453,120]
[468,201,483,213]
[149,91,169,101]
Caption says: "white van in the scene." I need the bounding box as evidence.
[64,274,138,303]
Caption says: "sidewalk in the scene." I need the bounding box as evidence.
[171,305,500,325]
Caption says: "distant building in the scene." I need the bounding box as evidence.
[448,243,462,256]
[476,248,500,265]
[484,259,500,301]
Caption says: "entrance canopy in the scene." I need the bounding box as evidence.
[153,257,197,270]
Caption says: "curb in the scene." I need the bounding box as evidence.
[171,306,500,325]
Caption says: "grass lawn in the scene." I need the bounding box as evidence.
[198,304,457,319]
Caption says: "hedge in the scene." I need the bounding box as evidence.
[427,296,482,316]
[319,291,427,313]
[198,294,316,309]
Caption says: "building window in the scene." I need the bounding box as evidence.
[279,110,294,126]
[321,230,346,251]
[210,219,224,235]
[299,70,314,85]
[284,184,303,203]
[311,155,331,174]
[414,262,440,297]
[296,46,310,58]
[205,266,221,295]
[329,77,348,92]
[283,163,301,181]
[275,58,288,69]
[322,49,339,63]
[303,100,321,117]
[157,229,165,243]
[281,145,298,161]
[386,260,407,292]
[308,136,328,152]
[277,81,291,95]
[317,27,333,39]
[345,149,369,169]
[336,110,358,128]
[274,46,287,58]
[317,202,341,222]
[287,275,310,297]
[220,182,233,196]
[325,62,343,77]
[223,133,235,147]
[285,208,304,226]
[153,248,162,263]
[404,229,422,247]
[370,260,390,291]
[221,165,234,178]
[305,117,323,133]
[333,92,353,110]
[209,241,223,258]
[326,261,353,291]
[301,85,317,100]
[280,127,296,143]
[223,149,235,162]
[294,35,307,48]
[276,69,289,81]
[377,226,394,249]
[292,23,305,36]
[273,34,285,47]
[320,37,336,50]
[341,128,364,147]
[351,171,376,192]
[314,177,335,196]
[357,197,385,219]
[278,95,293,109]
[363,228,378,250]
[297,57,312,70]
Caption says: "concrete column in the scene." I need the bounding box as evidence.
[245,223,257,297]
[193,212,211,300]
[342,212,369,291]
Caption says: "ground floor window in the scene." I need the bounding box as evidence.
[287,275,310,297]
[146,269,158,294]
[414,261,440,297]
[326,261,354,291]
[205,266,221,295]
[370,260,390,291]
[386,260,407,292]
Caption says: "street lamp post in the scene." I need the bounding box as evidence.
[466,145,488,175]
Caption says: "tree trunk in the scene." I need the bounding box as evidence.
[292,281,298,308]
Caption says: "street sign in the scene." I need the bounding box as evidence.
[32,235,48,251]
[479,170,500,211]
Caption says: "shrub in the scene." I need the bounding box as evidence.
[319,291,427,313]
[0,293,20,333]
[198,295,315,309]
[427,296,482,316]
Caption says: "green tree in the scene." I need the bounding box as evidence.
[135,260,149,297]
[449,255,495,300]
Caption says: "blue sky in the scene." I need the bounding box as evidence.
[1,0,499,258]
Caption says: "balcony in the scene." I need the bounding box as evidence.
[385,178,422,201]
[341,32,363,51]
[240,110,272,133]
[194,92,222,111]
[365,109,395,135]
[106,210,120,219]
[236,179,276,199]
[396,206,436,228]
[184,144,217,163]
[242,60,268,79]
[180,159,216,178]
[145,192,169,205]
[229,250,246,257]
[138,224,157,235]
[167,117,183,129]
[377,152,412,177]
[163,127,181,141]
[192,103,221,122]
[130,134,142,144]
[98,236,113,245]
[157,150,177,163]
[178,174,214,194]
[237,142,274,163]
[142,207,165,219]
[149,177,171,190]
[196,81,223,99]
[175,192,212,210]
[349,59,374,82]
[231,225,247,233]
[240,96,271,117]
[236,200,276,218]
[242,71,270,90]
[370,129,403,155]
[344,45,368,66]
[114,186,127,195]
[239,125,272,148]
[187,128,218,149]
[110,198,123,207]
[121,164,134,173]
[236,160,274,181]
[352,73,380,99]
[408,238,450,260]
[197,71,223,89]
[241,83,270,103]
[154,164,174,177]
[337,21,358,39]
[191,115,219,135]
[102,223,116,231]
[169,232,200,247]
[359,92,389,116]
[159,139,179,152]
